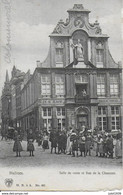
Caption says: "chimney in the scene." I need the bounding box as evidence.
[36,61,40,67]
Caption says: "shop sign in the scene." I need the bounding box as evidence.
[41,99,65,105]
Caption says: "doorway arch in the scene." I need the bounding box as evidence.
[75,106,90,130]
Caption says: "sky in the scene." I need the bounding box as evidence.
[0,0,122,95]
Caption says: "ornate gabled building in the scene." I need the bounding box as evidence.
[20,4,122,133]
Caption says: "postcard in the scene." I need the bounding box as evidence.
[0,0,123,191]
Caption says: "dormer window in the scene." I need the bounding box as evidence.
[55,41,64,67]
[96,42,104,68]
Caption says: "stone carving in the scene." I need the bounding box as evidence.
[56,42,64,48]
[74,17,85,28]
[94,20,102,34]
[96,42,103,49]
[73,4,84,10]
[64,18,69,26]
[51,6,104,37]
[71,39,84,60]
[95,26,102,34]
[53,24,62,34]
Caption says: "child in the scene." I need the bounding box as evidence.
[27,139,35,156]
[13,134,23,157]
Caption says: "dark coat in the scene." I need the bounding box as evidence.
[27,140,35,151]
[13,135,23,152]
[50,132,57,148]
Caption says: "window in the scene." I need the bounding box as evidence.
[98,107,107,131]
[97,74,106,96]
[55,41,64,66]
[43,108,52,117]
[56,107,66,130]
[56,48,63,63]
[75,74,88,83]
[111,106,120,130]
[42,108,52,131]
[110,74,119,96]
[96,49,103,63]
[55,75,64,96]
[57,107,65,116]
[41,75,51,96]
[43,119,52,130]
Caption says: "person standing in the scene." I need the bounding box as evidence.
[115,136,122,159]
[79,133,86,157]
[49,130,57,154]
[93,135,99,157]
[27,129,35,157]
[98,135,104,157]
[13,131,23,157]
[42,132,49,151]
[85,132,92,156]
[35,128,39,143]
[37,132,43,146]
[27,129,35,141]
[57,131,63,154]
[106,135,113,158]
[66,128,73,155]
[62,131,67,154]
[27,139,35,156]
[71,132,78,157]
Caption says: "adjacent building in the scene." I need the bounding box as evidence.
[1,66,25,134]
[1,70,11,132]
[1,4,123,134]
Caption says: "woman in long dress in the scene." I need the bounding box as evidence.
[66,129,73,155]
[42,132,49,151]
[115,137,122,158]
[98,136,104,157]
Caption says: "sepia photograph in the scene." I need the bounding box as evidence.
[0,0,122,191]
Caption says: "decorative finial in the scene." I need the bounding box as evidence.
[73,4,84,10]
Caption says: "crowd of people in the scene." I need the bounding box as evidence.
[9,127,122,159]
[49,128,122,159]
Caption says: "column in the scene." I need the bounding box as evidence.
[51,72,55,98]
[90,106,98,130]
[38,106,43,131]
[106,72,110,97]
[93,72,97,98]
[52,107,57,129]
[88,39,91,61]
[89,73,97,98]
[66,73,71,97]
[107,106,111,131]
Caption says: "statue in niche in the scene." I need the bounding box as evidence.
[71,39,84,62]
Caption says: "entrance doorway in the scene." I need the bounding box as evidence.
[77,114,88,130]
[75,106,90,130]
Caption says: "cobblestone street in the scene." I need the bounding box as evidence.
[0,137,122,168]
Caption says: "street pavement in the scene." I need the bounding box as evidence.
[0,137,122,168]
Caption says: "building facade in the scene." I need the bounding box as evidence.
[20,4,122,133]
[1,4,122,134]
